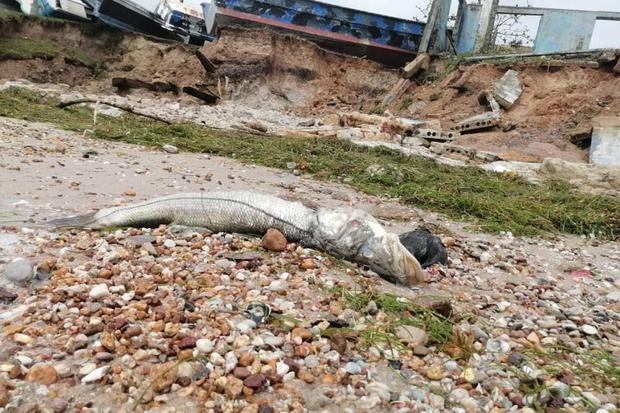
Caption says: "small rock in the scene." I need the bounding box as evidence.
[396,326,428,347]
[343,362,361,375]
[581,325,598,335]
[426,365,444,380]
[89,284,110,300]
[304,355,319,369]
[486,339,510,353]
[0,383,9,407]
[4,258,34,284]
[50,398,68,413]
[0,287,18,304]
[299,258,316,270]
[13,333,33,345]
[261,229,287,252]
[225,377,244,398]
[26,364,58,385]
[163,239,176,248]
[606,291,620,302]
[413,345,430,356]
[444,360,459,372]
[225,351,238,373]
[450,388,469,402]
[292,328,312,341]
[196,339,214,354]
[276,362,290,376]
[162,144,179,154]
[177,336,197,349]
[243,373,266,389]
[233,367,250,380]
[81,366,110,383]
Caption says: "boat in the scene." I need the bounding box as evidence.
[206,0,425,65]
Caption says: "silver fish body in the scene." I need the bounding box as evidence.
[49,191,425,285]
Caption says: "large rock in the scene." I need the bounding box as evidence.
[3,258,35,284]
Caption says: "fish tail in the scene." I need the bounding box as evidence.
[47,212,99,228]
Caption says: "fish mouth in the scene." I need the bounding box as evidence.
[372,233,426,285]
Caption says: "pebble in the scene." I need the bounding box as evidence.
[13,333,33,345]
[343,362,361,375]
[81,366,110,383]
[304,355,319,369]
[196,339,214,354]
[225,377,244,398]
[225,351,238,373]
[581,324,598,335]
[89,284,110,299]
[486,339,510,353]
[50,398,68,413]
[426,365,444,380]
[0,384,9,407]
[396,326,427,347]
[25,364,58,385]
[243,374,266,389]
[4,257,34,284]
[261,229,287,252]
[276,362,290,376]
[162,144,179,154]
[163,239,176,248]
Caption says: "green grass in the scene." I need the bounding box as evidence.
[331,287,454,345]
[0,37,99,68]
[1,87,619,239]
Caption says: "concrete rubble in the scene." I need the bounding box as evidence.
[590,116,620,166]
[492,70,523,110]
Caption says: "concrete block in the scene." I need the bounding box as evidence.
[413,128,459,142]
[452,112,500,133]
[590,117,620,166]
[492,70,522,109]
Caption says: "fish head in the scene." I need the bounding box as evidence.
[360,232,426,285]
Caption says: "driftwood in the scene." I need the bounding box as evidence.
[195,49,216,73]
[112,77,179,93]
[182,86,219,104]
[58,97,171,124]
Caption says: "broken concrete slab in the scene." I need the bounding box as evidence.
[402,53,431,79]
[492,70,522,110]
[452,111,500,133]
[590,116,620,166]
[431,142,501,162]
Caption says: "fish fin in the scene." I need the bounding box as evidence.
[47,213,99,228]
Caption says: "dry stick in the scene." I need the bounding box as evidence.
[58,98,172,124]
